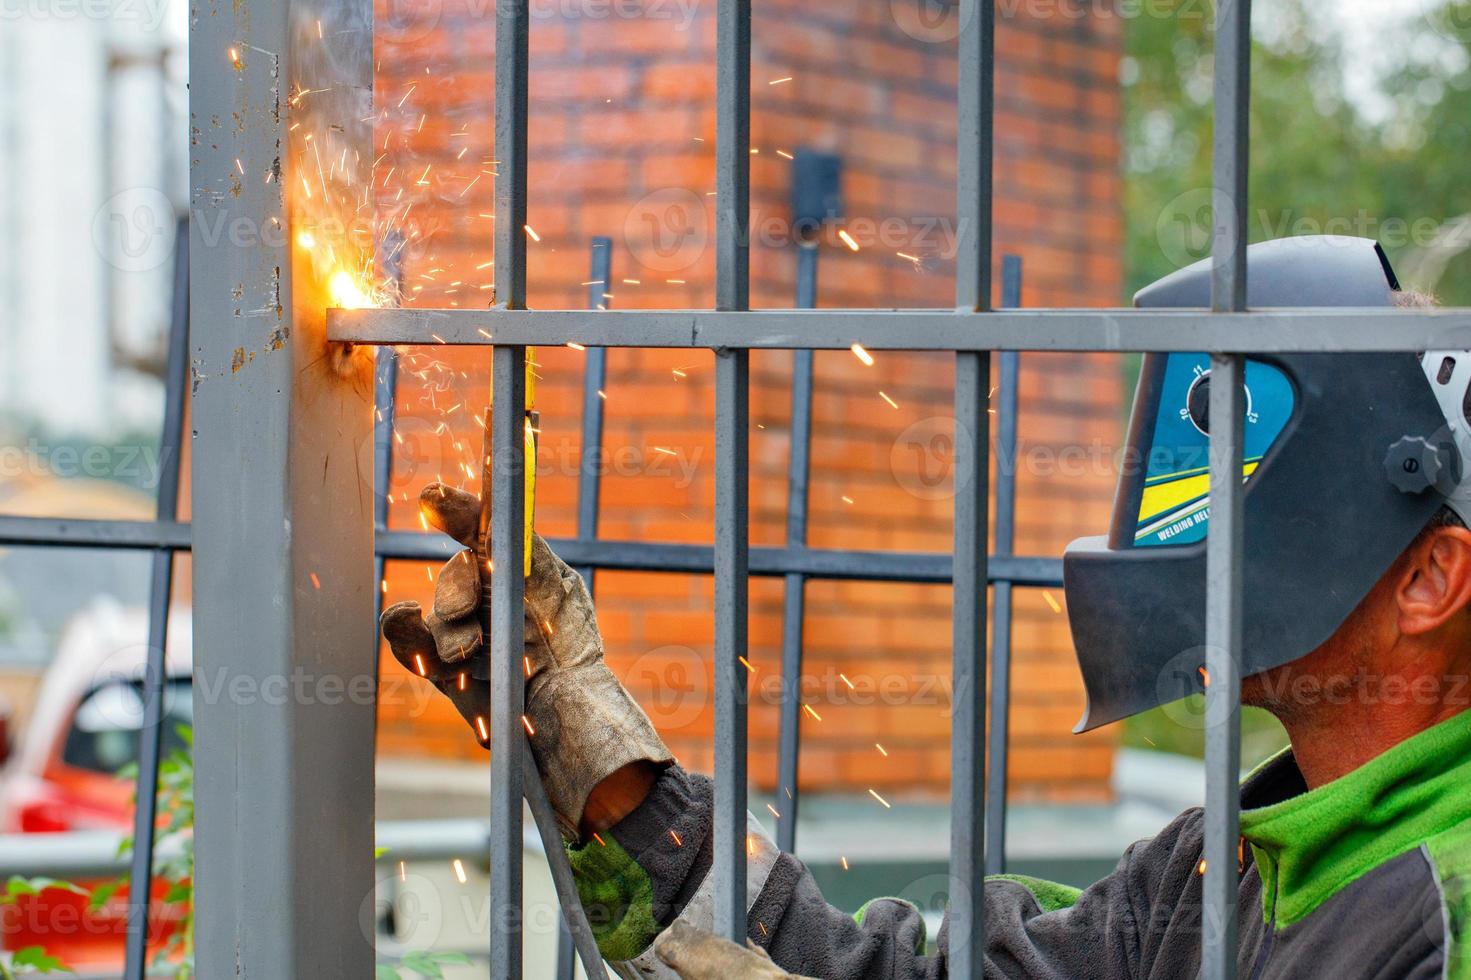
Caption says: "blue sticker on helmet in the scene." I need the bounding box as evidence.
[1134,355,1294,547]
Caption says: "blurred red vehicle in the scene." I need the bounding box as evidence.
[0,598,191,972]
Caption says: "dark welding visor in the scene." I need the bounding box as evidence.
[1063,236,1453,731]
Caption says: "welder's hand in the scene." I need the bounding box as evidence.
[655,921,811,980]
[380,482,673,840]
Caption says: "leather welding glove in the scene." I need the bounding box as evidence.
[654,921,811,980]
[379,482,673,840]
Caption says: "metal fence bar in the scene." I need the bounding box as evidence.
[983,255,1022,877]
[0,517,191,550]
[556,235,614,980]
[713,0,752,943]
[490,0,531,971]
[373,348,401,626]
[122,217,189,980]
[575,237,613,590]
[952,0,995,972]
[377,530,1063,585]
[775,241,819,854]
[1203,0,1251,975]
[191,0,378,972]
[331,306,1471,353]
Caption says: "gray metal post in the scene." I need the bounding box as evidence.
[952,0,994,974]
[123,217,189,980]
[189,0,377,975]
[490,0,531,971]
[775,241,818,855]
[983,255,1021,877]
[714,0,752,944]
[557,236,615,980]
[1203,0,1251,976]
[575,238,613,590]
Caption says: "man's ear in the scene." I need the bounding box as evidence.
[1398,526,1471,636]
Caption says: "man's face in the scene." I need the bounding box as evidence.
[1241,527,1471,723]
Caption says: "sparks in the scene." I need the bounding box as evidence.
[593,833,607,847]
[398,860,407,882]
[769,76,793,85]
[850,343,874,366]
[653,446,677,456]
[328,269,372,310]
[453,859,467,884]
[776,149,794,160]
[841,495,855,505]
[879,391,899,409]
[475,716,489,741]
[670,830,683,846]
[522,715,536,736]
[413,654,428,677]
[738,656,756,673]
[838,229,860,252]
[309,572,321,590]
[839,673,856,690]
[457,672,467,691]
[1197,860,1208,876]
[1199,666,1210,686]
[803,704,822,722]
[841,856,850,870]
[766,803,780,819]
[869,788,891,809]
[875,743,888,756]
[1042,590,1063,614]
[524,224,541,242]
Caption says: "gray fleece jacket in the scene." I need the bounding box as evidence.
[568,708,1471,978]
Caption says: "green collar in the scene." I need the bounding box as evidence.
[1239,708,1471,928]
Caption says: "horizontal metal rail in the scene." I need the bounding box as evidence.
[377,530,1063,585]
[329,306,1471,353]
[0,519,1065,585]
[0,517,191,550]
[0,821,543,879]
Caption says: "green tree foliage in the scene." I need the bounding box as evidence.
[1124,0,1471,304]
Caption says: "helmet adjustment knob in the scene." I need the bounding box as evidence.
[1385,436,1459,495]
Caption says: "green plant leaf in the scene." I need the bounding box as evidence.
[375,965,402,980]
[10,946,71,973]
[87,879,124,911]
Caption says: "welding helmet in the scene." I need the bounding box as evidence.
[1064,235,1471,731]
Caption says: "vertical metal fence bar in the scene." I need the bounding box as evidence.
[1203,0,1251,976]
[556,236,613,980]
[983,254,1021,877]
[575,238,613,590]
[491,0,530,972]
[953,0,995,973]
[488,351,528,980]
[775,241,818,854]
[373,230,407,627]
[122,216,189,980]
[713,0,752,944]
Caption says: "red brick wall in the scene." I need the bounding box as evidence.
[372,0,1125,803]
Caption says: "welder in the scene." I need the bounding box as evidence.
[383,235,1471,978]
